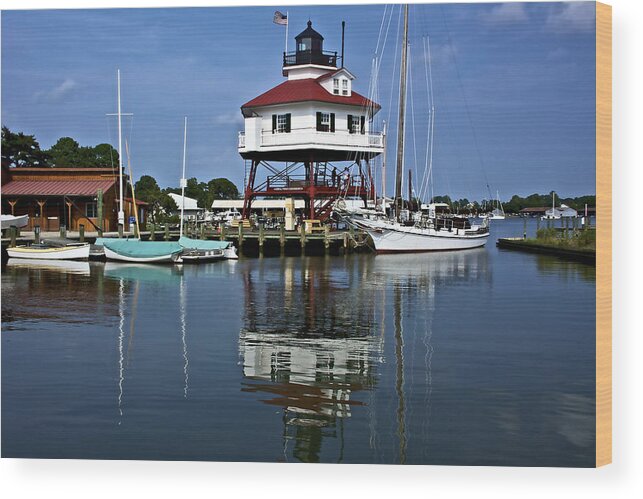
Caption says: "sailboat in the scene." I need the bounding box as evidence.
[173,117,238,262]
[487,190,506,220]
[340,5,489,253]
[101,69,185,264]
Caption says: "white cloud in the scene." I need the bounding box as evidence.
[545,2,596,33]
[33,78,78,102]
[482,3,529,24]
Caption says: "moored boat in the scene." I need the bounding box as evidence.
[102,239,183,263]
[178,236,238,261]
[7,242,90,260]
[1,214,29,230]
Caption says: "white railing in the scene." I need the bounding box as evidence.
[238,127,384,150]
[260,127,384,149]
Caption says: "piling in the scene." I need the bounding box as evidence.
[60,224,67,239]
[523,217,527,239]
[97,189,104,236]
[238,222,244,252]
[9,226,17,248]
[34,225,41,245]
[150,224,156,241]
[565,217,569,239]
[220,224,227,241]
[79,224,85,242]
[164,225,170,241]
[118,224,124,239]
[200,224,205,240]
[279,224,286,256]
[343,232,349,254]
[349,225,355,251]
[299,223,306,254]
[258,223,265,255]
[324,225,331,254]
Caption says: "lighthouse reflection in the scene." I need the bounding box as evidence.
[239,250,490,463]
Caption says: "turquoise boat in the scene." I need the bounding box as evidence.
[102,239,183,263]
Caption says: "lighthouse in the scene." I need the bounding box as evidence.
[238,20,384,222]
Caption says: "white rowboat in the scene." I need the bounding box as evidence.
[7,243,90,260]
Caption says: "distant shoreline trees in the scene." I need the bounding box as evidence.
[431,192,596,214]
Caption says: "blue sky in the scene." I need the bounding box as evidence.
[1,2,596,201]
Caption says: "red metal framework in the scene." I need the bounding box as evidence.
[242,156,375,221]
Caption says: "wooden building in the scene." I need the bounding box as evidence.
[1,166,146,232]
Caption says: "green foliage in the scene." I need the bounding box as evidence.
[1,126,50,167]
[47,137,118,167]
[135,175,177,224]
[164,176,240,210]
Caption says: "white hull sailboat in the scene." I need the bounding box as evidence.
[351,217,488,253]
[341,6,489,253]
[102,239,182,263]
[174,117,238,262]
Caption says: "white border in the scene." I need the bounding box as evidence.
[1,1,641,497]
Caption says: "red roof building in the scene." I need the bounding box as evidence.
[1,167,146,232]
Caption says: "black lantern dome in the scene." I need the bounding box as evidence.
[284,20,338,68]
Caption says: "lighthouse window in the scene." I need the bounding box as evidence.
[342,79,349,95]
[271,113,291,133]
[333,78,340,95]
[316,112,335,132]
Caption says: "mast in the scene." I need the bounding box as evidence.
[180,117,188,238]
[117,69,125,234]
[394,4,409,218]
[381,121,387,210]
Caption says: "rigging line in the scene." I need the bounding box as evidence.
[374,3,388,57]
[439,4,492,200]
[407,43,420,206]
[418,36,430,202]
[105,115,117,177]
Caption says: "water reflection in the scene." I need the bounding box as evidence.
[239,250,490,463]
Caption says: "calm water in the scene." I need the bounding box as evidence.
[1,219,596,466]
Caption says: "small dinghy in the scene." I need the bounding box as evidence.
[102,239,183,263]
[177,236,237,262]
[7,242,90,260]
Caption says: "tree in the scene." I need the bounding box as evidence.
[1,126,50,167]
[47,137,81,167]
[135,175,177,224]
[46,137,119,168]
[92,143,119,167]
[208,178,239,200]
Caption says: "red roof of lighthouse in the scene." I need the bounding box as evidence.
[241,77,380,114]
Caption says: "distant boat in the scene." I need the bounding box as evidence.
[7,242,90,260]
[1,214,28,230]
[486,191,505,220]
[102,239,183,263]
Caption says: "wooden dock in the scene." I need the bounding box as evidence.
[1,224,372,259]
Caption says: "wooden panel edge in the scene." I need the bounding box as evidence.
[595,0,612,468]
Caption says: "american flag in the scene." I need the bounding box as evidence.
[273,11,288,25]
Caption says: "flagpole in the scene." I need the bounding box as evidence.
[285,11,289,54]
